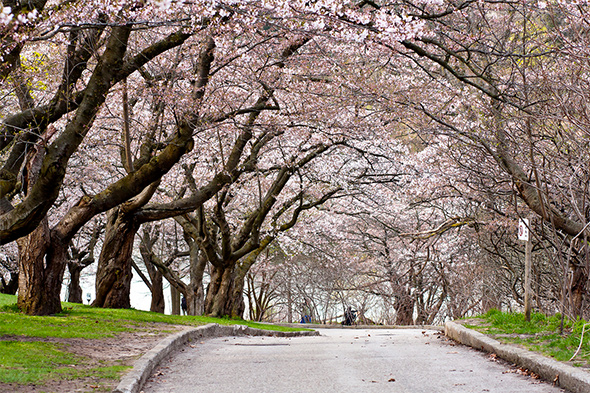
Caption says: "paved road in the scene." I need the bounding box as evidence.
[142,328,569,393]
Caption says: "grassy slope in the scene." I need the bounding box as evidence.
[0,293,307,388]
[463,309,590,367]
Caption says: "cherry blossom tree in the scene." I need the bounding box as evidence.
[0,0,434,316]
[0,0,430,242]
[382,0,590,318]
[1,6,202,314]
[8,0,588,323]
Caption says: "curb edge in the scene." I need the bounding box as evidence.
[445,321,590,393]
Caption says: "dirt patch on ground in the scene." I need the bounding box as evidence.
[0,323,186,393]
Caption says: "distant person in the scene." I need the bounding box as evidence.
[181,296,187,315]
[343,306,356,326]
[300,314,311,323]
[301,303,312,323]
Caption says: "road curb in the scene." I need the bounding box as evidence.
[445,321,590,393]
[112,323,319,393]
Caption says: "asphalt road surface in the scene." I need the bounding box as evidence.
[142,328,569,393]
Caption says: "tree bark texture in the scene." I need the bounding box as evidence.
[394,293,415,326]
[67,262,84,303]
[93,207,138,309]
[186,238,206,315]
[16,218,68,315]
[186,284,205,316]
[171,285,180,315]
[15,146,70,315]
[149,267,165,313]
[204,264,244,318]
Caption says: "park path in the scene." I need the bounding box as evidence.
[141,328,568,393]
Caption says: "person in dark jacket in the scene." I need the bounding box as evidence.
[181,296,187,315]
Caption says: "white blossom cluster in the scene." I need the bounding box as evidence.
[0,7,12,25]
[0,6,39,25]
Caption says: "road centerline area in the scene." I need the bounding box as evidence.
[142,328,568,393]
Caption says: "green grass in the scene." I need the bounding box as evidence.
[0,293,309,389]
[464,309,590,365]
[0,341,82,384]
[0,294,307,338]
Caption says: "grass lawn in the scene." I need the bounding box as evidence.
[463,309,590,368]
[0,293,308,392]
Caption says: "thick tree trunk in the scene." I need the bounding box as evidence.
[93,207,138,309]
[230,274,246,318]
[16,218,68,315]
[204,264,244,318]
[394,293,415,325]
[186,285,205,316]
[186,243,207,316]
[67,262,84,303]
[171,285,180,315]
[149,268,165,313]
